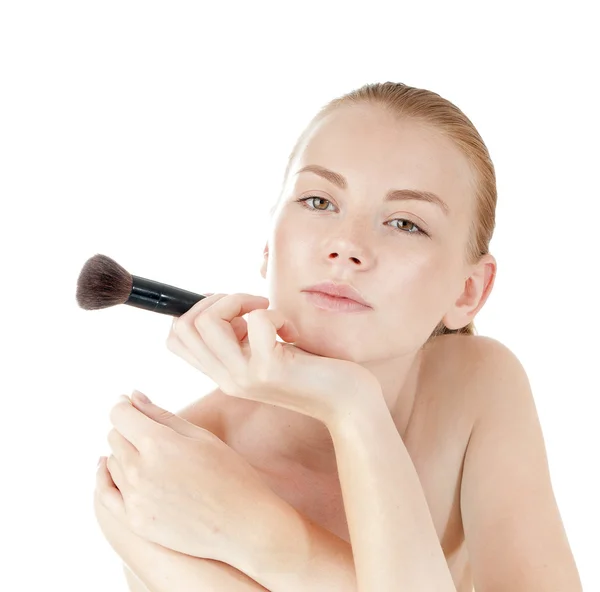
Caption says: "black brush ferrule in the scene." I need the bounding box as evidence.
[126,275,206,316]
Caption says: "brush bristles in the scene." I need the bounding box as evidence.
[76,254,133,310]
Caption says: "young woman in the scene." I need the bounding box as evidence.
[94,81,582,591]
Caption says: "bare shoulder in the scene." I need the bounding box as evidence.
[424,332,523,369]
[174,387,229,438]
[423,333,531,411]
[447,336,583,590]
[456,334,533,420]
[174,387,255,440]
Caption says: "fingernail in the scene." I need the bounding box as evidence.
[97,456,103,468]
[132,390,151,404]
[119,395,130,404]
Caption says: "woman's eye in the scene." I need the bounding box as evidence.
[295,196,427,236]
[297,196,333,210]
[389,219,423,234]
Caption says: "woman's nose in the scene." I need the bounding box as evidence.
[328,250,363,265]
[325,230,373,267]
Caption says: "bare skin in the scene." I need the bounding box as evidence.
[176,331,485,592]
[117,104,579,590]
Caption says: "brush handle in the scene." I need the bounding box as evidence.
[126,275,207,316]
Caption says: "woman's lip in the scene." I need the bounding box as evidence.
[303,282,371,307]
[303,291,372,313]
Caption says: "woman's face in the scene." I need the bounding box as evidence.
[262,104,477,362]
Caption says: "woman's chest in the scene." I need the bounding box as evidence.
[245,415,473,592]
[250,428,468,553]
[216,386,475,590]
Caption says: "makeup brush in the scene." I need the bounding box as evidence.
[76,254,207,316]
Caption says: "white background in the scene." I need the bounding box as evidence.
[1,2,597,590]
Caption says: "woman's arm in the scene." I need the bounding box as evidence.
[242,392,456,592]
[327,393,457,591]
[242,505,357,591]
[94,497,270,592]
[460,342,583,590]
[250,341,582,591]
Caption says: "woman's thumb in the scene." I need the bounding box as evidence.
[131,390,199,438]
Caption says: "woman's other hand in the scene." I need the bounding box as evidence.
[94,393,286,570]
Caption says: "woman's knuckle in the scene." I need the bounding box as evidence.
[158,435,178,456]
[173,314,189,331]
[139,435,158,453]
[193,313,208,332]
[106,428,117,445]
[192,293,226,313]
[165,333,176,350]
[125,461,142,484]
[108,406,121,426]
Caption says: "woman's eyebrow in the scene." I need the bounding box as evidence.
[295,164,450,216]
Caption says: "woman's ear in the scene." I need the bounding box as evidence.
[260,242,269,279]
[443,254,497,330]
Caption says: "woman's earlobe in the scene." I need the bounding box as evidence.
[444,258,496,329]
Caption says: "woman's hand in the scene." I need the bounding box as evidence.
[166,293,382,425]
[95,393,288,569]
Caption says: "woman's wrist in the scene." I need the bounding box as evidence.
[239,498,356,592]
[229,489,304,577]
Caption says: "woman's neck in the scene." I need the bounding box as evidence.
[233,348,425,476]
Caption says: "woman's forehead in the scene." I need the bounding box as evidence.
[300,107,461,167]
[292,109,475,216]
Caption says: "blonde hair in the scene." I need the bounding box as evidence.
[273,81,497,339]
